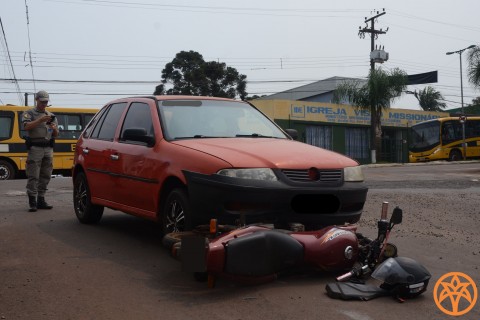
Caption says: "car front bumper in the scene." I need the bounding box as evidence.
[184,170,368,229]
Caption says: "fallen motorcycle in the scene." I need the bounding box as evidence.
[164,201,430,300]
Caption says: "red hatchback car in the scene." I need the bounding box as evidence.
[72,96,368,233]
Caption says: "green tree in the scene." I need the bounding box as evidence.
[411,86,447,112]
[154,51,247,100]
[246,94,266,101]
[467,46,480,88]
[332,67,408,163]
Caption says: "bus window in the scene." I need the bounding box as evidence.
[410,120,440,151]
[56,113,82,139]
[442,120,462,144]
[85,114,94,126]
[466,119,480,138]
[0,112,13,140]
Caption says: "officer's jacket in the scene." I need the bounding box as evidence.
[22,108,58,141]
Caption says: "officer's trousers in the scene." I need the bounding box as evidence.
[26,146,53,197]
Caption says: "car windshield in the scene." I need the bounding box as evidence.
[158,99,288,140]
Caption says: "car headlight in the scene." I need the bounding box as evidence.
[344,166,364,182]
[217,168,278,181]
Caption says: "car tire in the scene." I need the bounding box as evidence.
[162,188,192,234]
[73,172,104,224]
[448,149,462,161]
[0,160,15,180]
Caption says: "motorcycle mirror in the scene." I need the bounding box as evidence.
[390,207,403,225]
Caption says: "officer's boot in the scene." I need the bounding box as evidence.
[28,196,37,212]
[37,197,53,210]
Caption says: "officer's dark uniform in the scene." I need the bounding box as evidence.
[22,91,58,212]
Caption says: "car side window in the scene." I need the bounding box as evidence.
[83,107,107,138]
[120,102,154,141]
[92,103,127,141]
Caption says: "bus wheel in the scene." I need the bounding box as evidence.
[448,149,462,161]
[0,160,15,180]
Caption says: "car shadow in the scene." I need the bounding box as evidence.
[36,209,338,304]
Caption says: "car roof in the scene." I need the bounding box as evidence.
[109,95,239,103]
[99,95,245,109]
[154,95,237,102]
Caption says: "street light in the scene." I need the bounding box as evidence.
[446,44,476,160]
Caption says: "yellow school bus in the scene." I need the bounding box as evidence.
[409,116,480,162]
[0,105,98,179]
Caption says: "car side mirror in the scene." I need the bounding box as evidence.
[285,129,298,140]
[123,128,155,146]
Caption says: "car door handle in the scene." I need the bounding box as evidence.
[83,149,89,154]
[110,154,119,161]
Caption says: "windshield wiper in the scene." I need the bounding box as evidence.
[235,133,276,138]
[174,135,225,139]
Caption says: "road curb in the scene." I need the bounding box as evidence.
[361,160,480,168]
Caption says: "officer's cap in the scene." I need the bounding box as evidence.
[35,90,49,102]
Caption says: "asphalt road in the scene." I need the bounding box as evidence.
[1,162,479,320]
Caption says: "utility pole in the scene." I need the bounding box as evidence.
[446,45,476,161]
[359,9,387,72]
[358,9,388,164]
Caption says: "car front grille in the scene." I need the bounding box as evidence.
[281,169,343,182]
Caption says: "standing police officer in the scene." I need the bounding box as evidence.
[23,90,59,212]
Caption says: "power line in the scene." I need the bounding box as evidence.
[0,17,23,105]
[1,50,465,78]
[389,10,480,33]
[0,76,368,85]
[24,0,37,92]
[45,0,364,18]
[387,22,477,43]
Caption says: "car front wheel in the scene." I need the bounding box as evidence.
[163,188,192,234]
[73,172,104,224]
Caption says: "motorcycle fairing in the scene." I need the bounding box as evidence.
[224,230,304,276]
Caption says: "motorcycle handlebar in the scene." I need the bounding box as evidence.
[336,265,369,281]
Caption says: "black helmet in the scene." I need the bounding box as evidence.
[371,257,431,299]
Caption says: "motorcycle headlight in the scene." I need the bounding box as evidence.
[344,166,364,182]
[217,168,278,181]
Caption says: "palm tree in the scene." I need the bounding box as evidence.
[411,86,447,111]
[467,46,480,88]
[333,67,408,163]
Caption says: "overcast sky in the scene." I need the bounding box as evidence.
[1,0,479,110]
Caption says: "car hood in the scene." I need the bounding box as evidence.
[172,138,358,169]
